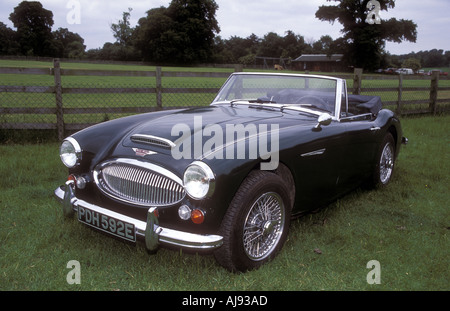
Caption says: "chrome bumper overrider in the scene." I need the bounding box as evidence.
[402,137,408,145]
[54,182,223,251]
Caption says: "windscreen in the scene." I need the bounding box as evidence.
[213,74,338,115]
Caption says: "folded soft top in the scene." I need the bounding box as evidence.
[348,94,382,115]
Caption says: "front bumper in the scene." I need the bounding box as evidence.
[54,182,223,252]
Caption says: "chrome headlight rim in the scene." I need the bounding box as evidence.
[60,137,82,168]
[183,161,215,200]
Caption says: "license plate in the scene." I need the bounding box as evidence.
[77,206,136,242]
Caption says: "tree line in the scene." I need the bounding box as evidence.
[0,0,448,71]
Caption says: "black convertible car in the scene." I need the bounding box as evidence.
[55,73,407,272]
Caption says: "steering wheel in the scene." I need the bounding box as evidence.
[295,95,330,112]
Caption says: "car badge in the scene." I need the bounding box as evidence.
[133,148,157,157]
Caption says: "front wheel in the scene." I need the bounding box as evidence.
[371,133,396,187]
[214,171,292,272]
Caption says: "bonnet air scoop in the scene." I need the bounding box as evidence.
[130,134,176,149]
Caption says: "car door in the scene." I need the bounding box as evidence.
[286,119,349,212]
[337,117,380,191]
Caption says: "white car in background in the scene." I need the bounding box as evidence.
[396,68,414,75]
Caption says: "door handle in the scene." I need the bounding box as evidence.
[370,127,381,131]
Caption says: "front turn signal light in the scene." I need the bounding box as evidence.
[190,209,205,224]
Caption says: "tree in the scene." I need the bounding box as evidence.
[401,58,421,72]
[133,7,176,62]
[316,0,417,71]
[257,31,308,59]
[109,8,140,61]
[9,1,55,56]
[311,35,339,55]
[257,32,284,58]
[0,22,19,55]
[280,30,310,58]
[134,0,220,64]
[219,34,260,63]
[111,8,134,47]
[421,49,446,67]
[52,27,85,58]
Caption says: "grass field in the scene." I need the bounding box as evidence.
[0,114,448,291]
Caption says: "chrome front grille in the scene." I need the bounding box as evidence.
[94,159,185,206]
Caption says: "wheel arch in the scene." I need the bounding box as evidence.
[246,161,296,211]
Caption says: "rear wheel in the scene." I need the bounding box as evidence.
[214,171,292,272]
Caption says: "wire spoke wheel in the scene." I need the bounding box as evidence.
[369,133,396,188]
[243,192,285,261]
[379,141,394,185]
[214,170,292,272]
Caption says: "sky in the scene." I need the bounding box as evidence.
[0,0,449,56]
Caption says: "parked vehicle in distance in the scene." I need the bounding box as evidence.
[427,70,448,76]
[54,72,408,272]
[384,68,397,74]
[396,68,414,75]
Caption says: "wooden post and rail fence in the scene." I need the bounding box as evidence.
[0,59,448,141]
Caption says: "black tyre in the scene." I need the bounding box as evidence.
[214,170,292,272]
[371,133,396,187]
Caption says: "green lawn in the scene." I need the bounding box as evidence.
[0,115,448,291]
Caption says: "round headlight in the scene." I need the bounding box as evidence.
[183,161,215,200]
[60,138,82,168]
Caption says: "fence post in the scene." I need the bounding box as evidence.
[429,70,439,115]
[353,68,363,95]
[53,58,65,140]
[397,73,403,115]
[156,67,162,110]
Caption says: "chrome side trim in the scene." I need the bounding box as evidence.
[131,134,176,149]
[54,185,223,250]
[301,148,326,157]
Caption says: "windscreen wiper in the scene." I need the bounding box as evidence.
[249,97,277,104]
[230,98,277,107]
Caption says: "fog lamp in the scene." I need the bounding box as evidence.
[76,176,87,189]
[178,205,191,221]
